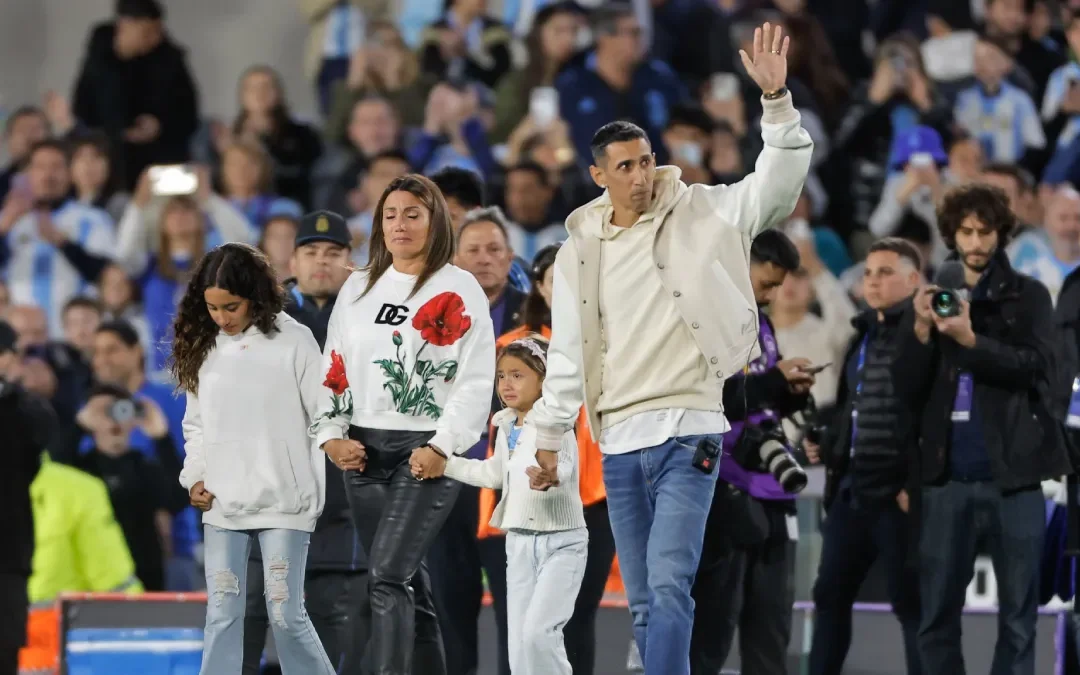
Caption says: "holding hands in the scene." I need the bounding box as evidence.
[324,438,367,472]
[410,446,447,480]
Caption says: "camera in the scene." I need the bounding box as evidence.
[731,419,808,494]
[108,398,144,424]
[931,288,962,318]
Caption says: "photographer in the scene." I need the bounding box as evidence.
[803,238,924,675]
[69,383,186,591]
[690,229,815,675]
[0,320,54,675]
[895,184,1071,674]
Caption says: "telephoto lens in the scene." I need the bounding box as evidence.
[931,288,961,318]
[759,438,809,493]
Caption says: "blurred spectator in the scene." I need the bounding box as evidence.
[72,0,199,190]
[983,161,1034,233]
[420,0,513,89]
[0,281,8,315]
[1040,12,1080,187]
[116,168,254,283]
[0,140,115,337]
[709,119,747,185]
[411,82,498,176]
[345,149,410,265]
[26,455,143,604]
[770,233,858,414]
[70,132,131,223]
[498,115,584,217]
[1008,184,1080,303]
[259,213,300,283]
[430,166,485,230]
[954,35,1045,166]
[61,297,102,364]
[219,139,304,229]
[556,4,687,167]
[778,12,851,131]
[327,21,437,138]
[0,319,52,675]
[0,107,49,203]
[96,264,152,357]
[983,0,1064,103]
[117,195,223,379]
[828,34,951,234]
[945,131,986,185]
[204,66,322,209]
[298,0,390,115]
[68,383,186,591]
[662,104,715,186]
[313,95,402,212]
[869,125,949,265]
[500,160,566,261]
[490,2,585,143]
[652,0,747,97]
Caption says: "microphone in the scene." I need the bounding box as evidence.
[930,261,968,318]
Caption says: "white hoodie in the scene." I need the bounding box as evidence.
[179,312,326,532]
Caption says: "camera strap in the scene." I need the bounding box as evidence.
[850,336,869,457]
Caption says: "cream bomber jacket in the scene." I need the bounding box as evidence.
[526,92,814,450]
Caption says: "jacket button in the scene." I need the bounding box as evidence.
[692,322,700,329]
[716,371,723,378]
[710,357,718,364]
[657,262,665,269]
[673,291,681,297]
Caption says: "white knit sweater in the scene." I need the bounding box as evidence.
[443,409,585,532]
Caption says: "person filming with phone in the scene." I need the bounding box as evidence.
[893,184,1071,674]
[689,229,816,675]
[802,238,925,675]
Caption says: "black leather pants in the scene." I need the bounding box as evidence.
[342,426,460,675]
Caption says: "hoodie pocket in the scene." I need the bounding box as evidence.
[204,439,304,516]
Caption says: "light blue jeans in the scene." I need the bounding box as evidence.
[601,434,721,675]
[505,528,589,675]
[200,525,335,675]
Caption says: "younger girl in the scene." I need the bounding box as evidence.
[416,336,586,675]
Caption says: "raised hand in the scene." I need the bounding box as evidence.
[739,22,789,95]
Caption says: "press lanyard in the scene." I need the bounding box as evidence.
[850,336,869,457]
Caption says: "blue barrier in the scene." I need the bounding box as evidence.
[66,628,203,675]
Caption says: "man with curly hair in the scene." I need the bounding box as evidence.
[893,183,1072,674]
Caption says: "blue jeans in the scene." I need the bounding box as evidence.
[602,434,721,675]
[200,525,335,675]
[918,482,1044,675]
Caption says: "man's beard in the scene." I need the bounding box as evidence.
[961,247,996,274]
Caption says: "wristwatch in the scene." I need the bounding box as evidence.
[763,86,789,101]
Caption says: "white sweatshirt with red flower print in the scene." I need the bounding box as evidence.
[310,264,496,457]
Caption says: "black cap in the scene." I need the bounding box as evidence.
[295,210,351,249]
[116,0,163,19]
[0,320,16,354]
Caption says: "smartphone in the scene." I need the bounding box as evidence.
[909,152,935,168]
[710,73,740,102]
[530,87,559,128]
[801,362,832,376]
[148,164,198,197]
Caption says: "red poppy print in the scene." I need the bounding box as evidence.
[323,350,350,396]
[412,292,472,347]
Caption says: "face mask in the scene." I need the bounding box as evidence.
[674,142,703,167]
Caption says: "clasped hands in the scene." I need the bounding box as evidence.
[406,440,561,491]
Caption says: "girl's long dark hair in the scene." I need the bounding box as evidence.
[361,174,455,300]
[520,4,579,98]
[170,243,284,394]
[521,243,560,331]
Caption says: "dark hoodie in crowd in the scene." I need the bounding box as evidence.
[72,14,199,190]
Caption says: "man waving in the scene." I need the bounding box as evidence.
[526,22,813,675]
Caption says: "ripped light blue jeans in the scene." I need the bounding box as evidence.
[200,525,334,675]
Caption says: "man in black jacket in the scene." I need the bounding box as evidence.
[242,211,364,674]
[71,0,199,189]
[894,184,1071,675]
[0,320,55,675]
[804,238,924,675]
